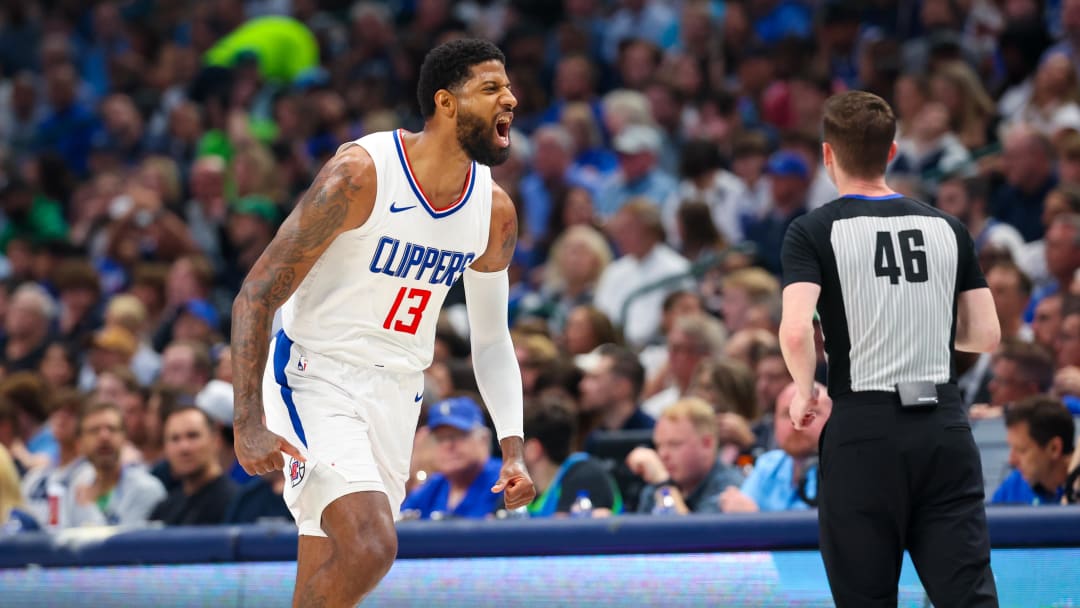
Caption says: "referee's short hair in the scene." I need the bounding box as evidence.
[822,91,897,179]
[1004,395,1076,455]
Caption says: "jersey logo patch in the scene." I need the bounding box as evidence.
[414,393,423,403]
[289,457,306,487]
[389,201,416,213]
[297,356,308,372]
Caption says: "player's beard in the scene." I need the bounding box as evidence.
[456,109,511,167]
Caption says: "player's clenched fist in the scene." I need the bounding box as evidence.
[235,422,305,476]
[492,459,535,509]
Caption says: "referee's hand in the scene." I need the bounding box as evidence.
[789,387,821,431]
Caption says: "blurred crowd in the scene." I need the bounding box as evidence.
[2,0,1080,535]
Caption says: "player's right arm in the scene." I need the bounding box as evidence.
[231,145,376,475]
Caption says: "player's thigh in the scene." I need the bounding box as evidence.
[346,367,424,517]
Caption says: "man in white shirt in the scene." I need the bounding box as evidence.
[594,199,693,348]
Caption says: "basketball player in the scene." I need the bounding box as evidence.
[231,39,536,608]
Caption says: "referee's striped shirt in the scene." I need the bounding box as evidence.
[781,194,987,395]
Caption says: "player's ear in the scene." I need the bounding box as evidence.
[887,141,898,163]
[821,142,832,167]
[434,89,457,119]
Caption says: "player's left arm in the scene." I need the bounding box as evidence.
[465,183,535,509]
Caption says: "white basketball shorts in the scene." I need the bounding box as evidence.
[262,329,424,536]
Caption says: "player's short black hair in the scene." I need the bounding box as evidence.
[416,39,506,119]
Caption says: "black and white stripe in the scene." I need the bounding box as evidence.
[829,215,958,392]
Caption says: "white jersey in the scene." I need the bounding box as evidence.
[280,130,493,372]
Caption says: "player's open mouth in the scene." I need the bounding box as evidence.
[495,114,512,148]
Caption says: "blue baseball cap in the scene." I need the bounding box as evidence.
[427,397,485,432]
[182,299,219,330]
[766,151,810,180]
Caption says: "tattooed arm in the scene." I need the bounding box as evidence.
[463,184,535,509]
[470,183,518,272]
[231,146,375,475]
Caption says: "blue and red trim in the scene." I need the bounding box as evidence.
[393,129,476,219]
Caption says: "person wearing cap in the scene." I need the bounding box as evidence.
[400,397,504,520]
[172,298,222,346]
[595,124,678,219]
[743,150,810,275]
[78,325,138,393]
[221,196,279,295]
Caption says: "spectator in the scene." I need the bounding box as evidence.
[1,372,55,466]
[972,339,1055,419]
[1031,293,1064,353]
[516,394,621,517]
[52,258,104,351]
[627,397,743,514]
[662,138,751,246]
[688,357,760,463]
[519,125,576,245]
[1008,52,1080,140]
[223,469,293,524]
[0,444,38,534]
[512,332,559,399]
[103,294,160,386]
[36,341,78,389]
[719,382,831,513]
[930,61,999,152]
[171,299,222,347]
[78,325,137,392]
[595,125,678,220]
[20,389,89,525]
[641,314,727,418]
[524,225,612,333]
[752,346,793,452]
[719,267,780,335]
[577,343,655,446]
[594,199,691,348]
[744,151,811,274]
[991,125,1058,242]
[935,175,1026,266]
[64,401,165,527]
[0,176,68,253]
[991,395,1076,505]
[158,341,213,392]
[401,397,503,520]
[1,283,56,373]
[149,405,236,525]
[1018,187,1080,288]
[559,305,621,357]
[985,262,1034,342]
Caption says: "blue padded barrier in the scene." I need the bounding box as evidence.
[2,506,1079,569]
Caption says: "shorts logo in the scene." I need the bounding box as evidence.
[289,457,306,487]
[297,356,308,372]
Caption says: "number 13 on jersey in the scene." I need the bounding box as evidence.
[383,287,432,334]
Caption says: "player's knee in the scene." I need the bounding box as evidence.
[340,517,397,578]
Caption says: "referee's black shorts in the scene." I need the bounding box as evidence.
[817,385,999,607]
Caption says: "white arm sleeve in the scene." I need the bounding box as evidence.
[463,267,524,440]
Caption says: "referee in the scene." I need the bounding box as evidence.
[779,91,1001,607]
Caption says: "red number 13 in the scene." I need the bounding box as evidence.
[382,287,432,335]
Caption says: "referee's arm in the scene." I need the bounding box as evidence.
[779,221,823,429]
[956,289,1000,353]
[954,222,1001,353]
